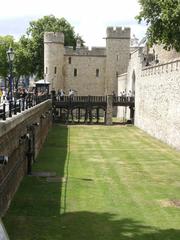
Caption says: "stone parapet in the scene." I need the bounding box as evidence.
[141,58,180,77]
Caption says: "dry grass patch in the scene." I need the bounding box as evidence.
[158,199,180,208]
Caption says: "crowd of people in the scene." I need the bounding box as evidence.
[0,87,48,104]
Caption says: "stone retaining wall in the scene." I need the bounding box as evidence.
[0,100,52,216]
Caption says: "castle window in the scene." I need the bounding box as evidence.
[117,55,119,61]
[46,67,48,74]
[74,68,77,77]
[54,66,57,74]
[116,72,119,77]
[68,57,71,64]
[96,69,99,77]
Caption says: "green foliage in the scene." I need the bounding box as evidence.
[0,15,83,83]
[136,0,180,51]
[0,36,14,79]
[26,15,84,78]
[13,36,34,89]
[0,36,33,89]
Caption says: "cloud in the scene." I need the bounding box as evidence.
[0,16,36,38]
[0,0,147,46]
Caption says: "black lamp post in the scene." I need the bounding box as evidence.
[6,47,14,101]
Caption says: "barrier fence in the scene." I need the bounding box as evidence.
[0,94,50,121]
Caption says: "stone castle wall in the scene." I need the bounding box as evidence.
[117,73,127,119]
[135,58,180,150]
[44,27,130,95]
[64,55,106,95]
[151,45,180,64]
[117,49,143,120]
[0,100,52,216]
[44,32,64,91]
[105,27,130,94]
[123,45,180,150]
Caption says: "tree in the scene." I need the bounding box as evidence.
[0,36,14,80]
[0,36,33,90]
[0,16,83,87]
[136,0,180,51]
[13,36,34,89]
[26,15,84,78]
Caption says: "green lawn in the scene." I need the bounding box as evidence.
[3,125,180,240]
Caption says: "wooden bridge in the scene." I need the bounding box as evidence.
[52,94,135,124]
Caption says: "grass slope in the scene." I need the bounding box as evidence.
[3,125,180,240]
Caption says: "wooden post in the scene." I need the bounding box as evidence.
[78,108,80,123]
[96,108,99,123]
[129,106,135,124]
[89,107,92,124]
[84,107,88,123]
[66,108,69,124]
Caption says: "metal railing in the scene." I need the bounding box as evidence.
[54,95,134,106]
[0,94,50,121]
[113,96,134,103]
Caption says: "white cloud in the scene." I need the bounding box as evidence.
[0,0,140,19]
[0,0,147,46]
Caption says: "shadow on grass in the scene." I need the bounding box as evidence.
[3,124,69,238]
[4,211,180,240]
[60,212,180,240]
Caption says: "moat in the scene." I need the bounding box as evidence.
[3,125,180,240]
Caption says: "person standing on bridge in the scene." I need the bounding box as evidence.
[68,89,74,97]
[127,90,132,101]
[59,89,65,100]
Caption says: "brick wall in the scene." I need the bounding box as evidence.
[0,100,52,216]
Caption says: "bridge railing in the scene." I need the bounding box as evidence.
[0,94,50,121]
[56,95,107,103]
[55,95,134,105]
[113,96,134,104]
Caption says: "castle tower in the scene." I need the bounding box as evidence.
[105,27,130,94]
[44,32,64,91]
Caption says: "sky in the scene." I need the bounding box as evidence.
[0,0,147,47]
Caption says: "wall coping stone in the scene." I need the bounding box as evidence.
[0,100,52,138]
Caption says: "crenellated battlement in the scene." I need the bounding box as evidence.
[106,27,130,39]
[44,32,64,44]
[64,46,106,56]
[141,58,180,77]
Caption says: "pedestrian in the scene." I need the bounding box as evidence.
[0,88,2,104]
[60,89,65,100]
[68,89,74,97]
[127,90,132,101]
